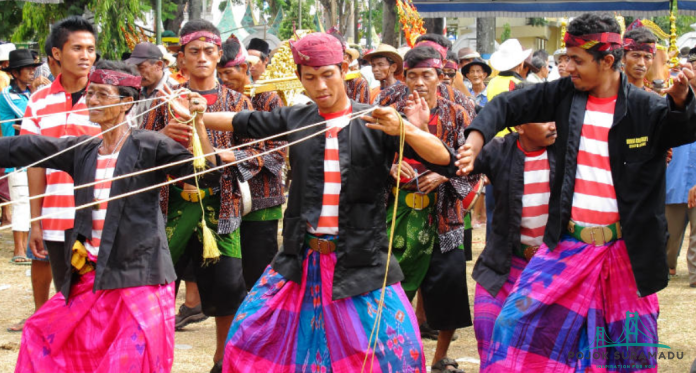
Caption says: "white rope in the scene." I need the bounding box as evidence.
[0,107,378,209]
[0,91,186,125]
[0,107,378,231]
[0,91,187,183]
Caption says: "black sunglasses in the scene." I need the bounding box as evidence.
[444,72,457,78]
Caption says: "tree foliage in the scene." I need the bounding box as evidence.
[501,23,511,42]
[0,1,24,42]
[277,0,314,39]
[652,15,696,37]
[13,0,150,60]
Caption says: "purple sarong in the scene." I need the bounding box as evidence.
[484,236,660,372]
[474,255,528,369]
[223,245,425,372]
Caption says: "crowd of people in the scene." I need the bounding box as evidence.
[0,10,695,373]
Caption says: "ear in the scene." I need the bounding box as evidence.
[52,46,61,63]
[121,96,134,113]
[240,63,249,75]
[340,62,349,75]
[437,71,445,83]
[515,125,524,134]
[388,63,397,74]
[602,54,616,71]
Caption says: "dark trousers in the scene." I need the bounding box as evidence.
[240,219,280,291]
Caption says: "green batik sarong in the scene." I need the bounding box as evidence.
[386,189,437,293]
[165,185,241,263]
[242,205,283,222]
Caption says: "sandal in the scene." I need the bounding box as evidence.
[7,319,26,333]
[210,360,223,373]
[432,357,465,373]
[9,256,31,265]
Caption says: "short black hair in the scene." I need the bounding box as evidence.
[403,46,443,75]
[49,16,96,52]
[43,38,53,59]
[533,49,549,61]
[219,38,241,68]
[93,60,140,109]
[179,20,220,50]
[415,33,452,51]
[566,13,623,70]
[623,28,658,46]
[446,51,458,64]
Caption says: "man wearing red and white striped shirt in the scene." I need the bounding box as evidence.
[458,13,696,371]
[18,16,100,324]
[469,98,557,368]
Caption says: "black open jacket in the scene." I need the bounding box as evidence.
[0,130,219,300]
[466,74,696,297]
[233,101,459,300]
[471,133,556,297]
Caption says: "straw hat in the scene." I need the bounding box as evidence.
[364,44,403,75]
[489,39,532,72]
[345,47,360,62]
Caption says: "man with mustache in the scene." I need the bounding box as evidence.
[622,27,658,91]
[456,13,696,371]
[467,82,558,370]
[142,20,257,373]
[388,45,475,373]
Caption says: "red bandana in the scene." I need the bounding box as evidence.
[224,36,248,67]
[290,33,344,67]
[623,38,657,54]
[404,58,443,70]
[444,60,458,70]
[414,41,448,60]
[180,31,222,47]
[89,69,142,89]
[563,32,623,52]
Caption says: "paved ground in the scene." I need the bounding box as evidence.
[0,226,694,372]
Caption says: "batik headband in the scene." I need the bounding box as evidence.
[404,58,443,70]
[444,60,458,70]
[224,40,248,67]
[89,69,142,89]
[414,41,448,60]
[623,38,657,54]
[563,32,623,52]
[180,31,222,47]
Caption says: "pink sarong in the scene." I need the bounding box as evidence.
[15,271,175,373]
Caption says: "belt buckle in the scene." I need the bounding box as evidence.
[407,193,428,211]
[523,245,540,261]
[316,239,334,254]
[181,190,204,203]
[581,226,612,246]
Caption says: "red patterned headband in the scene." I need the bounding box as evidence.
[180,31,222,47]
[89,69,142,89]
[404,58,443,70]
[224,42,248,67]
[564,32,623,52]
[444,60,458,70]
[414,41,448,60]
[623,38,656,54]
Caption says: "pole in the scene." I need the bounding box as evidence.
[367,0,372,48]
[299,0,302,29]
[156,0,162,44]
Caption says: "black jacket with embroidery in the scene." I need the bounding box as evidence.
[471,133,556,297]
[233,101,459,300]
[466,74,696,297]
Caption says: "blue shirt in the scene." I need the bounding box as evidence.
[469,87,488,107]
[665,142,696,204]
[0,83,30,172]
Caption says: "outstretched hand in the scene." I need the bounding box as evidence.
[362,107,406,136]
[402,91,429,130]
[663,66,695,109]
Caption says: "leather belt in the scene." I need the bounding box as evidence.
[180,188,215,203]
[567,220,622,246]
[304,234,337,254]
[514,244,540,261]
